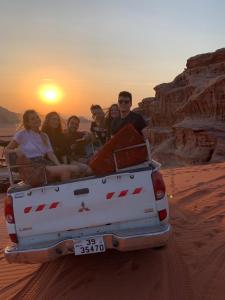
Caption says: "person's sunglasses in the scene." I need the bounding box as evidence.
[118,99,130,104]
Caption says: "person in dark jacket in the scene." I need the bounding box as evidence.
[111,91,151,140]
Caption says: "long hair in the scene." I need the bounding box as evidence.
[90,104,102,113]
[42,112,63,136]
[105,104,119,121]
[22,109,37,130]
[21,109,48,145]
[90,104,105,125]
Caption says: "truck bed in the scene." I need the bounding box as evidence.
[4,160,170,263]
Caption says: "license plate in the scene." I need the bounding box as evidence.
[74,236,105,256]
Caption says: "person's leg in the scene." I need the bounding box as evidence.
[76,162,93,176]
[69,161,93,176]
[46,165,80,181]
[77,157,89,164]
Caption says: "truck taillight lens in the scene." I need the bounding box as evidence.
[4,195,18,243]
[158,209,167,221]
[9,233,18,243]
[4,195,15,224]
[152,171,166,200]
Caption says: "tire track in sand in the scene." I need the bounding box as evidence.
[14,236,194,300]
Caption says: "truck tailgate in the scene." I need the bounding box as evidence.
[12,170,157,239]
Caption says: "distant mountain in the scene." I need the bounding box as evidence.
[0,106,91,127]
[79,116,91,123]
[0,106,20,125]
[60,114,90,123]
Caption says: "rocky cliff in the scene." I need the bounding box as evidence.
[0,106,20,125]
[139,48,225,166]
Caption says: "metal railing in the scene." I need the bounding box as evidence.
[0,136,12,166]
[4,138,153,186]
[6,152,47,186]
[112,139,152,172]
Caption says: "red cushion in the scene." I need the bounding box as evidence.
[89,123,148,175]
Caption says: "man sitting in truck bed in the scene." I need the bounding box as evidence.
[111,91,151,140]
[65,115,93,164]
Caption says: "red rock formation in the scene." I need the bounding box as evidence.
[186,48,225,69]
[141,48,225,165]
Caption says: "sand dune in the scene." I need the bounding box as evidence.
[0,195,40,299]
[1,163,225,299]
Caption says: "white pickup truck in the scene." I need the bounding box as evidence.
[4,141,171,264]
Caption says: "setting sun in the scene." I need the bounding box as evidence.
[39,84,63,104]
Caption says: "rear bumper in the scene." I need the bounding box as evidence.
[5,224,171,264]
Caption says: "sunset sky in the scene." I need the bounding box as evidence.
[0,0,224,117]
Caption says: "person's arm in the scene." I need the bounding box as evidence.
[62,155,68,164]
[5,138,24,157]
[5,138,23,166]
[61,134,69,164]
[90,132,97,143]
[90,122,98,142]
[90,121,94,133]
[6,130,23,152]
[141,127,151,140]
[135,114,150,140]
[6,140,19,151]
[81,131,91,142]
[46,152,60,165]
[44,133,60,165]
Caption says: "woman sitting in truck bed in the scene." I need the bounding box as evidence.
[41,111,68,164]
[6,110,92,183]
[42,112,92,173]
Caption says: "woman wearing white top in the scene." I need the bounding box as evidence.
[6,110,91,182]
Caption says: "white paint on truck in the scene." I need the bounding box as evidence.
[13,170,157,239]
[4,160,171,264]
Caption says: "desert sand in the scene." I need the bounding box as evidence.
[1,162,225,300]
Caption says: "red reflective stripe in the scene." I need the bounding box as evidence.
[24,207,32,214]
[118,190,128,197]
[106,192,115,200]
[132,187,142,195]
[49,202,59,209]
[36,204,45,212]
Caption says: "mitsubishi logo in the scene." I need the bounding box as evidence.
[78,202,90,212]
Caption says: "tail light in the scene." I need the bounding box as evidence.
[4,195,15,224]
[8,234,18,243]
[158,209,167,221]
[152,171,166,200]
[4,195,18,243]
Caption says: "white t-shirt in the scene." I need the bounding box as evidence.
[13,130,53,158]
